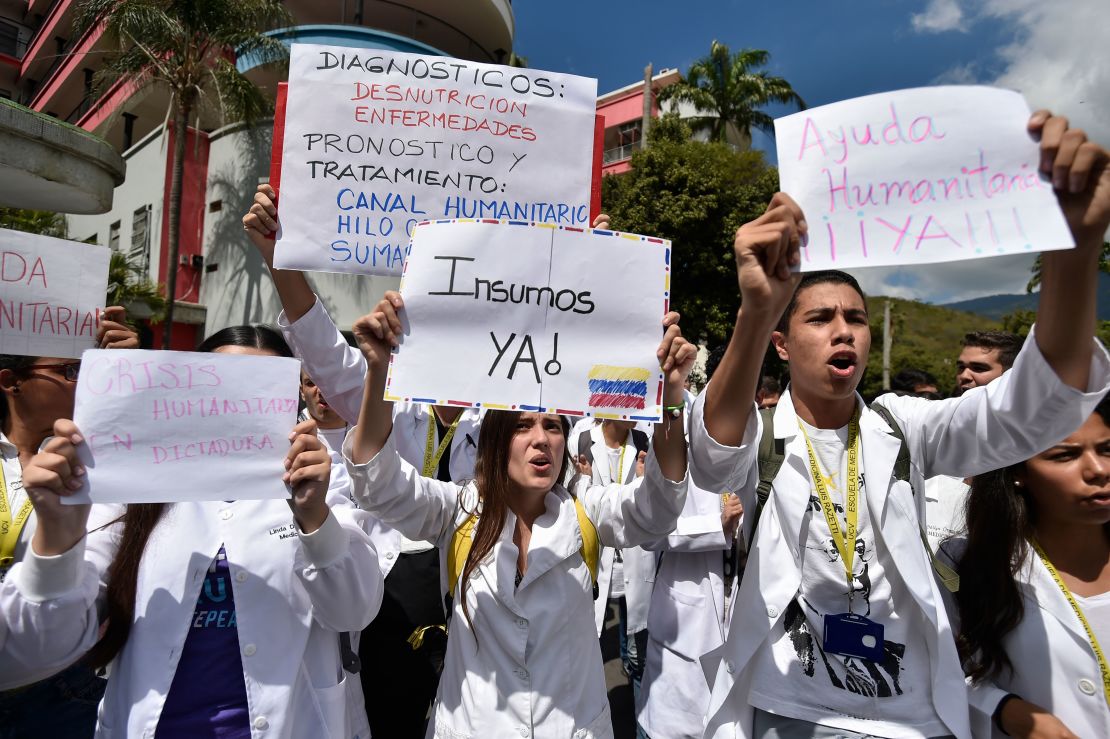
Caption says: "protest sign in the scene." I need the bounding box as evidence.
[272,44,599,277]
[775,86,1074,271]
[385,220,670,422]
[0,229,110,358]
[66,349,300,504]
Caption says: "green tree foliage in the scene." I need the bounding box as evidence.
[75,0,290,347]
[106,251,166,321]
[1024,241,1110,292]
[0,208,67,238]
[602,114,779,345]
[657,42,805,143]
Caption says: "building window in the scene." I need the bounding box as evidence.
[130,205,152,275]
[109,221,121,252]
[0,21,19,57]
[618,121,643,147]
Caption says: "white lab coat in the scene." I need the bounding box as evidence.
[343,429,687,739]
[692,328,1110,739]
[637,479,734,739]
[942,540,1110,738]
[0,489,383,739]
[578,424,657,636]
[279,297,482,484]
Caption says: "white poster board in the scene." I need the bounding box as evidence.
[386,220,670,422]
[274,44,599,277]
[775,86,1074,270]
[0,228,110,358]
[67,349,301,504]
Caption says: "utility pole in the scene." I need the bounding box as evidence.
[882,300,892,391]
[641,63,653,149]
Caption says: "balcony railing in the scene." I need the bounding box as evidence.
[603,142,639,165]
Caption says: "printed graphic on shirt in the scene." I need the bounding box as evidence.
[192,549,237,629]
[782,470,909,699]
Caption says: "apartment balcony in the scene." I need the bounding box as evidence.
[281,0,514,63]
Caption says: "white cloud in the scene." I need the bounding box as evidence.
[911,0,966,33]
[849,254,1036,304]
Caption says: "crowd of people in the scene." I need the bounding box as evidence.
[0,109,1108,739]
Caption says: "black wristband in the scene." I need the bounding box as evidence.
[993,693,1021,736]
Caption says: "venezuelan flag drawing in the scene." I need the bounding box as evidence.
[588,365,650,410]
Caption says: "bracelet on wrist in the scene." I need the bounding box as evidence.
[663,404,685,419]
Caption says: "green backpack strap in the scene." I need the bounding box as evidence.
[870,401,960,593]
[750,407,783,548]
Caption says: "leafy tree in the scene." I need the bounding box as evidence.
[75,0,290,347]
[1002,242,1110,347]
[602,114,779,346]
[106,251,166,321]
[657,42,805,144]
[0,207,67,238]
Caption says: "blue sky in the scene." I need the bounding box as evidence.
[513,0,1109,304]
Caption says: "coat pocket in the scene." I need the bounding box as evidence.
[315,675,350,739]
[649,584,721,660]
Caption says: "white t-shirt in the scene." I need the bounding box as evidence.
[1073,590,1110,657]
[924,475,969,550]
[748,421,947,738]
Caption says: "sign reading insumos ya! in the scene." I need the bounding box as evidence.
[272,44,599,277]
[386,220,670,423]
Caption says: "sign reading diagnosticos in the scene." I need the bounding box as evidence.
[386,220,670,422]
[774,86,1074,271]
[0,228,110,358]
[67,350,301,505]
[273,44,599,277]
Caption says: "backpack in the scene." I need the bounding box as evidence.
[446,495,601,600]
[747,403,959,592]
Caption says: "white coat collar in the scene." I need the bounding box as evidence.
[1022,545,1096,646]
[588,425,635,485]
[771,388,868,439]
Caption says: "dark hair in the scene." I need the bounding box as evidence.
[957,397,1110,682]
[0,354,36,430]
[196,324,293,357]
[891,368,938,395]
[962,331,1024,371]
[458,410,574,638]
[776,270,867,335]
[704,344,727,383]
[88,324,292,668]
[760,375,781,395]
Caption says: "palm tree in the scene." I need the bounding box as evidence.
[74,0,291,348]
[106,250,166,322]
[659,41,805,145]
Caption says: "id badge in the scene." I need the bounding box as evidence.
[823,612,884,661]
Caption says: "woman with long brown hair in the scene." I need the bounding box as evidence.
[954,398,1110,738]
[345,291,694,738]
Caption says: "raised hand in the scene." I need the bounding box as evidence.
[353,291,405,370]
[97,306,139,349]
[1030,110,1110,249]
[22,419,92,556]
[284,418,331,533]
[657,311,698,405]
[242,184,280,266]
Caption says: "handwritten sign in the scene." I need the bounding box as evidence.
[0,229,110,358]
[386,220,669,422]
[66,350,300,504]
[775,86,1074,270]
[273,44,599,277]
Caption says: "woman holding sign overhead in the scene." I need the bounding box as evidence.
[0,326,383,739]
[343,291,692,738]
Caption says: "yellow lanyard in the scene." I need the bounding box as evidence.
[0,462,34,569]
[799,412,861,597]
[1032,539,1110,707]
[423,410,462,478]
[612,444,627,485]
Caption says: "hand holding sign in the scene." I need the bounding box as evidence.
[20,419,91,557]
[283,418,332,533]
